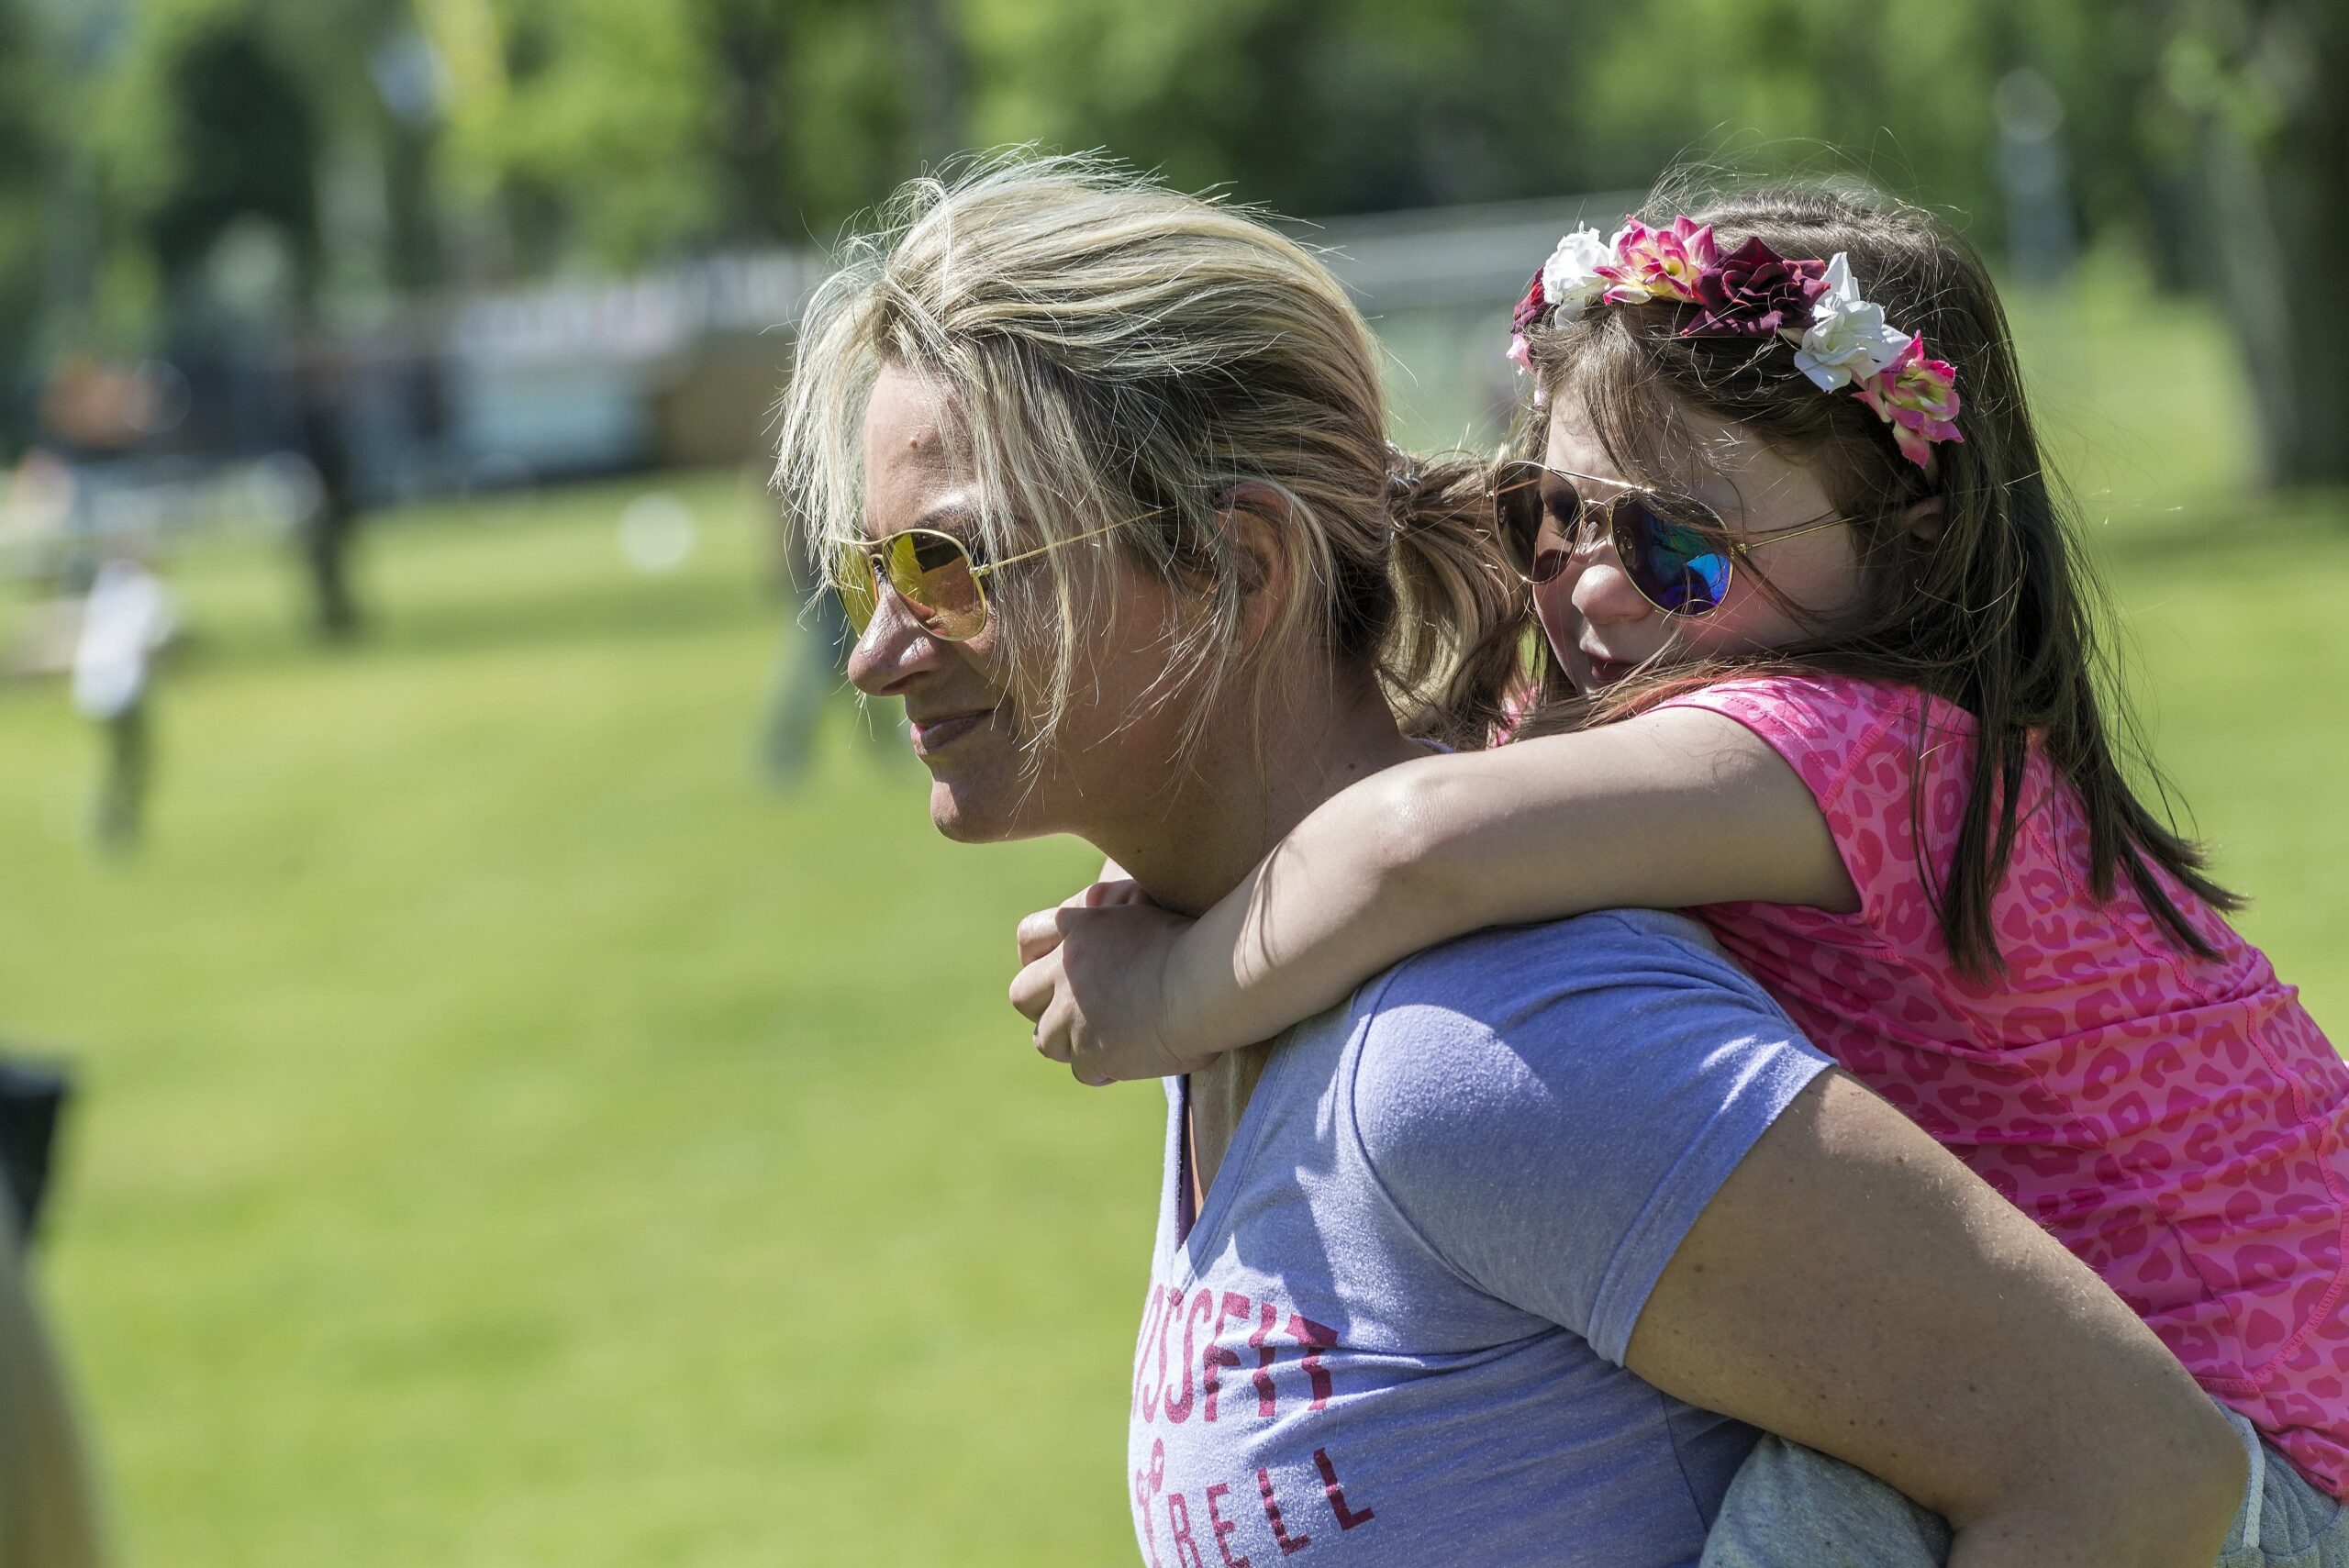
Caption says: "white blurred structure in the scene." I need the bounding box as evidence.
[1299,191,1638,450]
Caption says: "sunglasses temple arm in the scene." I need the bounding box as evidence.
[967,517,1137,582]
[1739,509,1854,554]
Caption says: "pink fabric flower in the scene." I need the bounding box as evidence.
[1683,237,1828,338]
[1854,335,1964,469]
[1598,217,1717,305]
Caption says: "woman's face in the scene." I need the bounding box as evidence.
[846,361,1196,844]
[1536,391,1869,692]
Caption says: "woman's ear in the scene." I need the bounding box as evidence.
[1898,495,1945,544]
[1215,482,1295,653]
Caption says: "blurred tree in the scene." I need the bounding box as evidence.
[88,0,397,637]
[1562,0,2052,255]
[416,0,956,265]
[34,0,2339,494]
[92,2,326,312]
[2157,0,2347,485]
[449,0,717,272]
[145,24,320,294]
[0,0,53,450]
[769,0,930,238]
[266,0,442,293]
[699,0,796,241]
[897,0,969,167]
[961,0,1550,217]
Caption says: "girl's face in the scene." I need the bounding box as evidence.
[1538,392,1870,691]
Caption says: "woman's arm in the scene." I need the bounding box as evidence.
[1013,706,1854,1082]
[1630,1071,2243,1567]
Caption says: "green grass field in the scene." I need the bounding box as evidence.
[3,265,2346,1566]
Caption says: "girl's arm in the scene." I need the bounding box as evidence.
[1011,706,1854,1082]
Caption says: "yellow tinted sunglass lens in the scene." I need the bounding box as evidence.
[840,529,992,642]
[896,532,991,642]
[891,531,988,640]
[833,543,881,634]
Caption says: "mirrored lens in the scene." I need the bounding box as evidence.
[1617,495,1732,616]
[1493,461,1577,584]
[1491,462,1542,578]
[879,529,988,640]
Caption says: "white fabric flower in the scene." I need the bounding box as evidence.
[1541,227,1615,322]
[1790,252,1911,391]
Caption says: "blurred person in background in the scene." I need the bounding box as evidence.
[70,550,174,852]
[777,154,2246,1567]
[292,339,362,641]
[0,1073,108,1568]
[757,511,871,786]
[0,1205,108,1568]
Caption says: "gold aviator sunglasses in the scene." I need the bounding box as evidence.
[834,517,1142,643]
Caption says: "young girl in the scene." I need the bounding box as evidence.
[1009,183,2349,1511]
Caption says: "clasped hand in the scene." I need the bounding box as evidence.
[1008,881,1213,1084]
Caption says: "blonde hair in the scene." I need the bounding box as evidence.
[771,150,1525,762]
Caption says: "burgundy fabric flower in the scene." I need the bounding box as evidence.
[1507,269,1547,373]
[1682,238,1828,339]
[1511,270,1547,336]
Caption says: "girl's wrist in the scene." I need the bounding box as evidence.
[1162,915,1249,1066]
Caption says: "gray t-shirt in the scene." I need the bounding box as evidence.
[1125,908,1831,1567]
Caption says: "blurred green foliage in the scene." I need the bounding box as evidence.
[0,0,65,381]
[0,0,2275,288]
[7,0,2343,476]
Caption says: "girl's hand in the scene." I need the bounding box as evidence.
[1008,884,1219,1084]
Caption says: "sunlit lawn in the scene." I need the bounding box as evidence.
[3,473,1151,1566]
[0,262,2344,1566]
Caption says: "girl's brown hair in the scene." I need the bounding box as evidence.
[1518,178,2238,975]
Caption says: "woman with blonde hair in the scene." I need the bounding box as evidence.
[775,153,2245,1565]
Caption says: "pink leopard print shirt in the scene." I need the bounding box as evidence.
[1662,673,2349,1496]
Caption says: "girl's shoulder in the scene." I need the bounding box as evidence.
[1653,671,1972,810]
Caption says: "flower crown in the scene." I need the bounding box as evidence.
[1507,217,1963,471]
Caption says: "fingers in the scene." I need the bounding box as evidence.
[1015,906,1069,968]
[1010,953,1089,1079]
[1084,878,1147,908]
[1009,886,1174,1089]
[1019,879,1150,965]
[1008,951,1058,1029]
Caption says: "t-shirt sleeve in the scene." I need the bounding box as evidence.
[1347,909,1830,1366]
[1655,674,1971,933]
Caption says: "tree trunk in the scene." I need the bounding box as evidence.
[895,0,968,168]
[710,2,791,242]
[2190,0,2349,486]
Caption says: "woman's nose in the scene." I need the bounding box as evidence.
[844,583,950,696]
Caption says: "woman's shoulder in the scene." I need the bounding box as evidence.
[1338,909,1831,1348]
[1360,908,1754,1024]
[1345,909,1819,1141]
